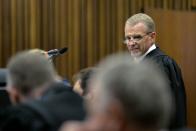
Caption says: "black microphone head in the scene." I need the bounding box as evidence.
[47,49,58,55]
[59,47,68,54]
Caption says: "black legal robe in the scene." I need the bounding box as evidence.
[145,47,186,129]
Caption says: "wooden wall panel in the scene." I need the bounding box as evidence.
[0,0,195,78]
[146,9,196,128]
[0,0,2,66]
[0,0,195,127]
[10,0,17,54]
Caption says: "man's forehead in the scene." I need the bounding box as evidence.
[125,23,147,36]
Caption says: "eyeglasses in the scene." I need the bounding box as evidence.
[123,32,152,44]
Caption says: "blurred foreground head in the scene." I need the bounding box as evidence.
[6,50,56,104]
[88,53,173,131]
[28,48,49,58]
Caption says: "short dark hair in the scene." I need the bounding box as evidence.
[73,67,97,95]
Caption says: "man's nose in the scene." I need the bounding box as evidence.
[127,40,136,46]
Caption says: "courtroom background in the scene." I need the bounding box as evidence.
[0,0,195,128]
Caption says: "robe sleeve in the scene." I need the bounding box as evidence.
[162,56,187,128]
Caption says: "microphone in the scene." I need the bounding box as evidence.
[47,47,68,59]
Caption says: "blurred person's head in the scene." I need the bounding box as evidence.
[72,67,97,97]
[29,48,49,58]
[124,13,156,58]
[6,50,57,104]
[87,53,173,131]
[29,48,64,82]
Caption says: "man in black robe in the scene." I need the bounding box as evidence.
[124,13,186,129]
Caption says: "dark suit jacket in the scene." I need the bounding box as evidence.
[0,82,86,131]
[145,47,186,129]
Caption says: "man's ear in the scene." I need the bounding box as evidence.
[107,99,127,130]
[6,86,21,105]
[150,32,156,41]
[73,80,83,96]
[109,99,125,120]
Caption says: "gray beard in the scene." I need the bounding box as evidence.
[130,51,142,58]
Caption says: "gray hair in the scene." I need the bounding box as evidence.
[7,50,56,95]
[126,13,155,32]
[92,53,173,129]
